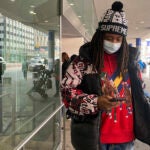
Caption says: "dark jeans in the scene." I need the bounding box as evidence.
[100,141,134,150]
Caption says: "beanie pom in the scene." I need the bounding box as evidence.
[112,1,123,11]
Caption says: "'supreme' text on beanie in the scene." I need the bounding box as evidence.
[98,1,128,36]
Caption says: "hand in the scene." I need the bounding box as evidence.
[97,95,119,111]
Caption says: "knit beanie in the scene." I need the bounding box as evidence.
[98,1,128,36]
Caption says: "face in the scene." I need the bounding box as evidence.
[104,33,123,43]
[62,53,69,62]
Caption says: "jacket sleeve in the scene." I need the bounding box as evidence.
[61,57,99,117]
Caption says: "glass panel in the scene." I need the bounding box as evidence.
[23,110,61,150]
[0,0,61,149]
[66,0,98,38]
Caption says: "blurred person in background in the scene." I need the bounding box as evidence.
[62,52,70,78]
[0,62,3,83]
[137,59,147,73]
[0,57,6,83]
[22,59,28,80]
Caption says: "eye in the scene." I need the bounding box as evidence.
[104,36,113,41]
[116,37,123,42]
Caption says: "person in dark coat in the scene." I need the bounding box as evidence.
[0,57,6,83]
[0,62,3,83]
[22,59,28,80]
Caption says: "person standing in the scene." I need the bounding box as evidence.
[61,1,145,150]
[0,57,6,83]
[22,59,28,80]
[62,52,70,78]
[0,60,3,83]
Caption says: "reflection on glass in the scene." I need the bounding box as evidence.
[24,111,61,150]
[67,0,98,37]
[0,0,61,149]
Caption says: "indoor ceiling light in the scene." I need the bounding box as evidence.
[135,27,139,30]
[140,21,144,24]
[70,3,74,6]
[29,11,36,15]
[30,5,35,8]
[10,0,15,2]
[44,20,48,23]
[78,16,82,18]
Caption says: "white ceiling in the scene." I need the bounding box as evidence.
[94,0,150,45]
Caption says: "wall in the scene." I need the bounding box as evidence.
[62,37,84,57]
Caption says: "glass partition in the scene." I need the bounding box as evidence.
[22,110,61,150]
[0,0,61,149]
[65,0,98,39]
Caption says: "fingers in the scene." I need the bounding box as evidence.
[97,95,120,111]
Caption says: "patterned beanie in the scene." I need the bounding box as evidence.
[98,1,128,36]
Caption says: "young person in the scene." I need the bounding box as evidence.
[61,1,144,150]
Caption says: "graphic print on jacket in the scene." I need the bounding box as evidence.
[61,56,99,116]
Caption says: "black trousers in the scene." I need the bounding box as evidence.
[71,118,100,150]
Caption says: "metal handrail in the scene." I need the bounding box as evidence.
[0,93,10,98]
[12,101,55,135]
[14,103,64,150]
[1,99,56,143]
